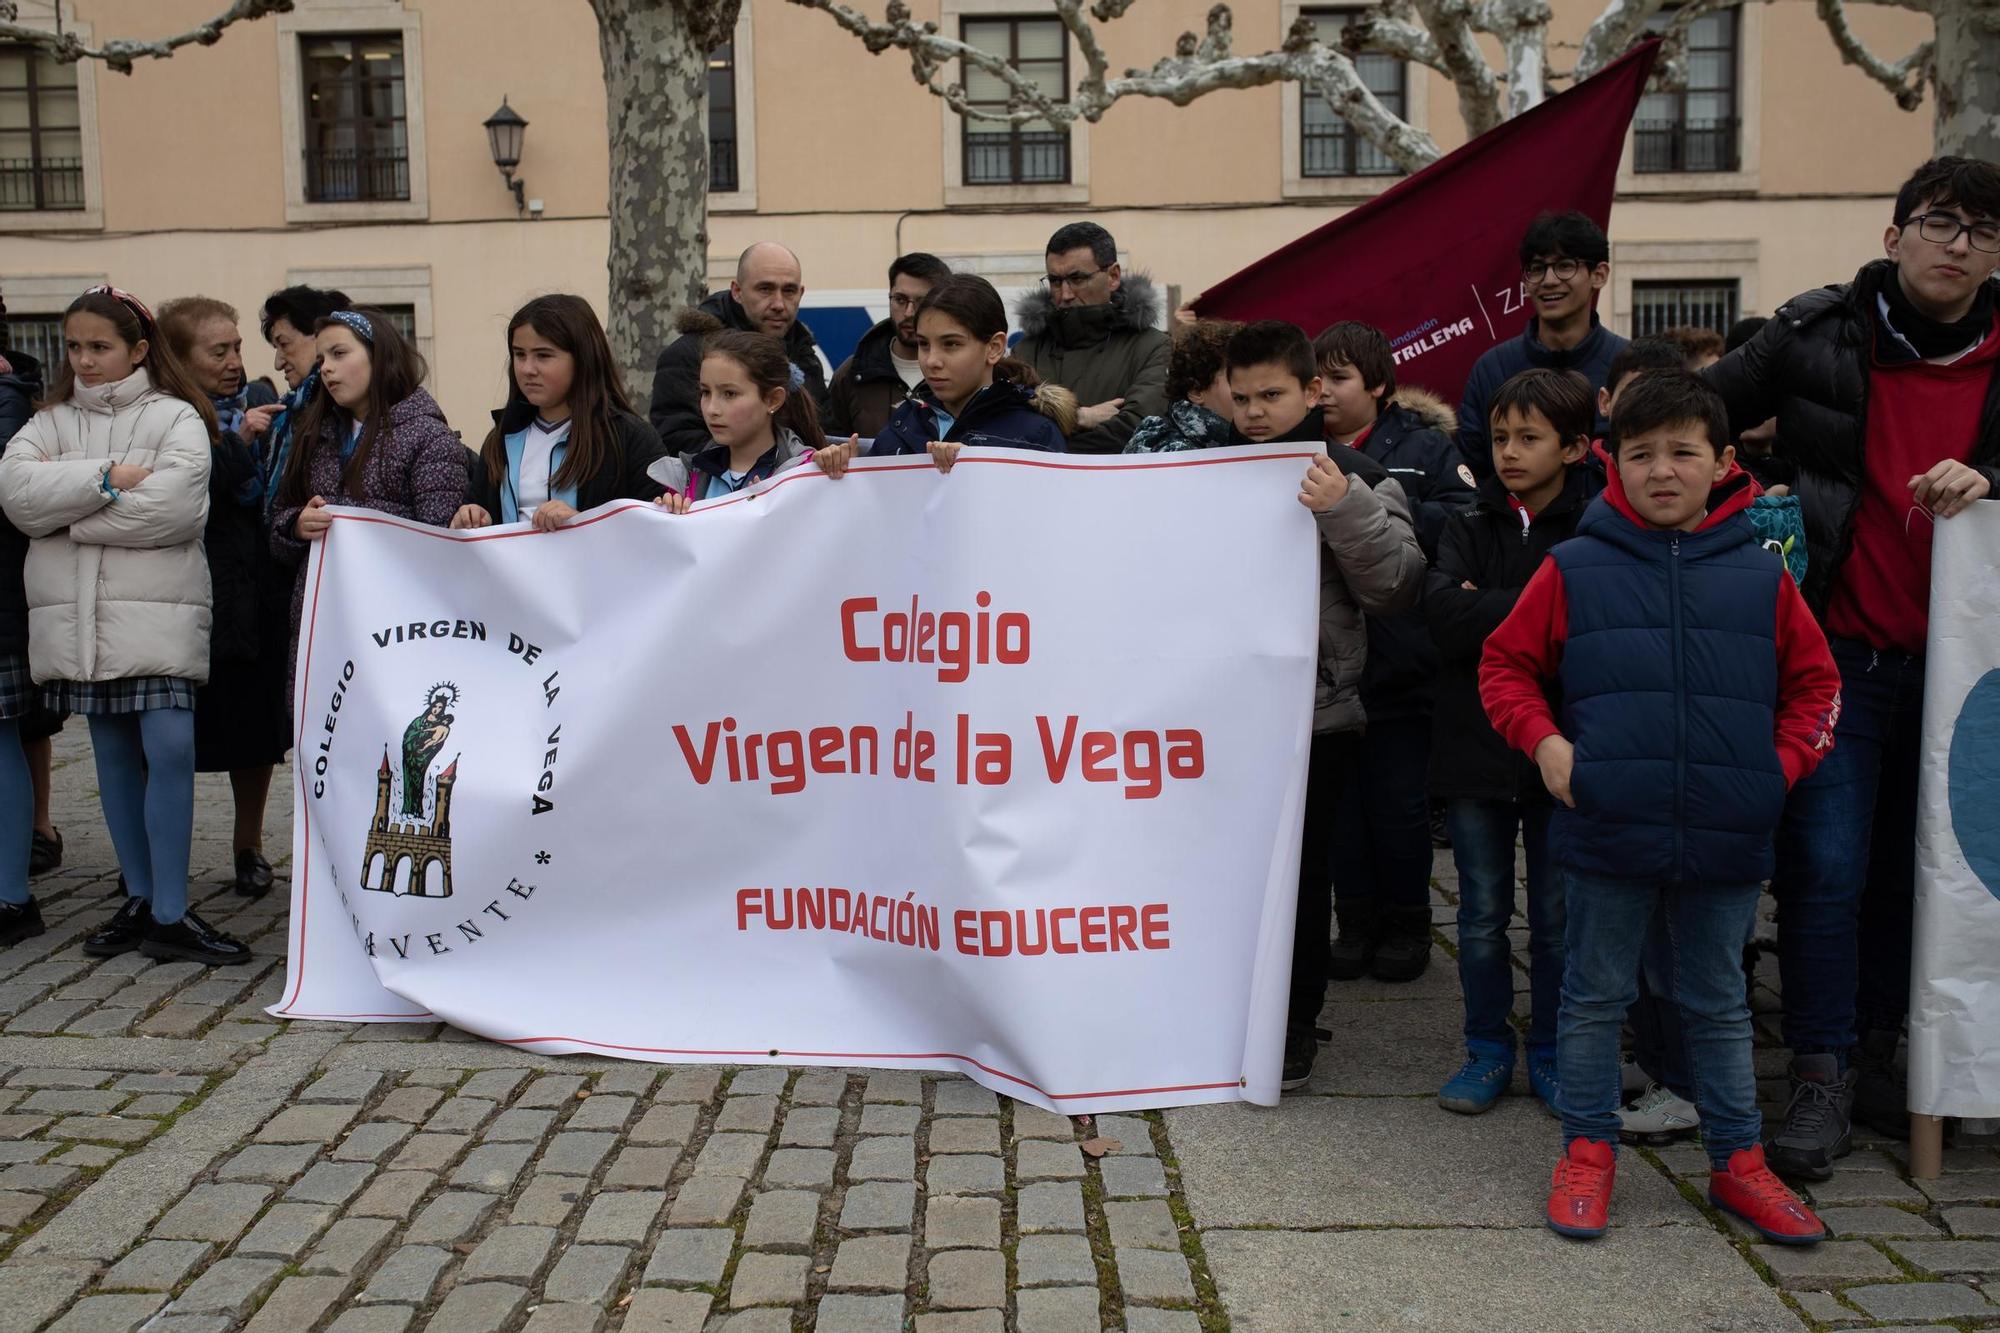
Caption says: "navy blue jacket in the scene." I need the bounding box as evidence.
[1426,465,1598,802]
[1552,474,1789,886]
[868,379,1065,456]
[1457,314,1626,480]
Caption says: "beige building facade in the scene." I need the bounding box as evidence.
[2,0,1938,433]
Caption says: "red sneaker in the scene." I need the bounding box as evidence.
[1709,1144,1826,1245]
[1546,1138,1616,1239]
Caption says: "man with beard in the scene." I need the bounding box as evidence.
[827,253,952,440]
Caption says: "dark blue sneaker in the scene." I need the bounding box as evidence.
[1529,1051,1560,1117]
[1438,1046,1514,1115]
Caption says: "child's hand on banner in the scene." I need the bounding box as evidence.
[450,504,492,530]
[531,500,578,533]
[816,436,861,479]
[928,441,963,473]
[654,491,692,515]
[1299,455,1350,512]
[1534,735,1576,808]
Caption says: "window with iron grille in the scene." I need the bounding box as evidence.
[2,313,63,369]
[1631,280,1739,338]
[1634,9,1739,173]
[0,44,84,211]
[301,33,410,203]
[375,304,418,344]
[1300,10,1403,178]
[960,17,1070,186]
[709,39,739,194]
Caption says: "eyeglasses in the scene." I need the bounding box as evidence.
[1043,269,1104,291]
[1521,258,1585,285]
[1907,212,2000,254]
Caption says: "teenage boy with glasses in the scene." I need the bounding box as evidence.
[1705,155,2000,1181]
[1457,212,1629,480]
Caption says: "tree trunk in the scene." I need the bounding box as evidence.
[589,0,739,401]
[1929,0,2000,161]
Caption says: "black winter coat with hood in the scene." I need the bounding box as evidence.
[1425,465,1599,803]
[1354,389,1478,721]
[1704,259,2000,618]
[1013,275,1170,455]
[0,348,38,656]
[647,292,831,460]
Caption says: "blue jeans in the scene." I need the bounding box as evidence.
[1332,716,1435,913]
[1771,636,1924,1055]
[1557,869,1763,1166]
[1449,799,1561,1056]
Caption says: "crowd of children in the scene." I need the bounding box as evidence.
[0,153,1994,1247]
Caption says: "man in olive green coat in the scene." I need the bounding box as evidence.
[1013,222,1171,454]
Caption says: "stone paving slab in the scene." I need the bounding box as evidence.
[0,729,1992,1331]
[1204,1226,1807,1331]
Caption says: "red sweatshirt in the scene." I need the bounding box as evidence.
[1826,318,2000,653]
[1480,463,1842,791]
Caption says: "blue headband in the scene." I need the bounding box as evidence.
[327,310,375,344]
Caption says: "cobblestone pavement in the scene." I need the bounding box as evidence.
[0,729,1993,1331]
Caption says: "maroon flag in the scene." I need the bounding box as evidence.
[1194,40,1660,405]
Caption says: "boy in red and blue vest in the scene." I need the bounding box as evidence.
[1480,370,1842,1244]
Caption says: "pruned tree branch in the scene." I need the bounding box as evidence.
[1409,0,1507,132]
[787,0,1445,170]
[0,0,292,75]
[1817,0,1933,109]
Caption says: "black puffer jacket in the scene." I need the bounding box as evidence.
[647,292,831,460]
[0,348,39,656]
[1705,259,2000,616]
[1425,466,1598,803]
[1354,389,1476,721]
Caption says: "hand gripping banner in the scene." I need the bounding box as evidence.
[272,447,1320,1112]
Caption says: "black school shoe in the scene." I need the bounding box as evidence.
[85,896,152,957]
[234,850,275,898]
[1371,906,1434,983]
[28,827,60,876]
[1327,903,1380,981]
[142,910,250,966]
[0,899,44,947]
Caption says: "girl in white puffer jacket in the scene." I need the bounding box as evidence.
[0,287,248,968]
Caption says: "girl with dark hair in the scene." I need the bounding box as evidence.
[0,287,245,965]
[269,308,467,686]
[454,295,667,531]
[815,274,1073,478]
[649,325,823,511]
[156,296,290,898]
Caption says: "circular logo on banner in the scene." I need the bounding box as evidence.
[1950,669,2000,902]
[309,621,567,968]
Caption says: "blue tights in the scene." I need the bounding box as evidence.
[87,708,196,925]
[0,720,30,907]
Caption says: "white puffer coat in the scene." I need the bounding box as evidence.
[0,369,212,685]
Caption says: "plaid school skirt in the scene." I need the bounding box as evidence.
[43,676,198,717]
[0,655,34,722]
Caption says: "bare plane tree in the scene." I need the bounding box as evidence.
[4,0,1993,387]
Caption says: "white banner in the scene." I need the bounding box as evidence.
[1911,503,2000,1118]
[271,446,1320,1112]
